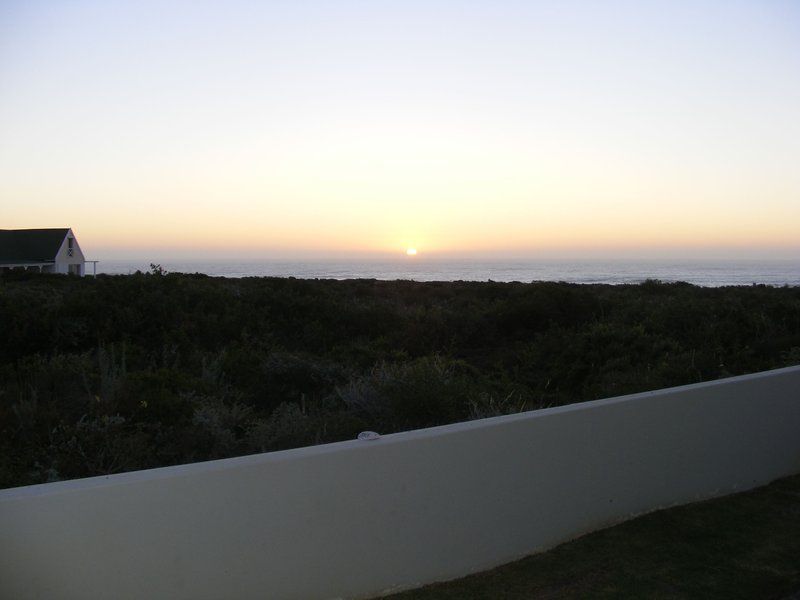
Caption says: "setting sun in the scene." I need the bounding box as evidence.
[0,2,798,262]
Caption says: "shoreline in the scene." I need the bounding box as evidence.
[88,258,800,288]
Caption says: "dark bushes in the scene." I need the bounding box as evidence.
[1,272,798,488]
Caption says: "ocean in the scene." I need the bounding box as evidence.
[95,259,800,287]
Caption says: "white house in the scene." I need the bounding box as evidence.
[0,228,95,276]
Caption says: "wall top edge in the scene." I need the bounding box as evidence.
[2,364,798,501]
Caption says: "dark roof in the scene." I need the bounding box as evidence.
[0,228,69,264]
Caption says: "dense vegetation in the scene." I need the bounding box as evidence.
[1,268,799,489]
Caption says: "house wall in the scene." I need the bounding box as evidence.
[1,366,799,600]
[54,228,86,275]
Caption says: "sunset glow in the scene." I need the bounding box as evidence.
[1,1,799,260]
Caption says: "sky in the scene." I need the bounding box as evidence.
[1,0,799,260]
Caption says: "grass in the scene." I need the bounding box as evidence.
[387,474,800,599]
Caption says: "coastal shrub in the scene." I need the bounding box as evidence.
[337,356,476,430]
[190,394,253,458]
[467,390,534,420]
[116,369,196,424]
[0,273,798,488]
[246,402,314,453]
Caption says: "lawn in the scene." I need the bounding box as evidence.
[388,474,800,599]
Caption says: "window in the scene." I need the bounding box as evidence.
[67,237,73,257]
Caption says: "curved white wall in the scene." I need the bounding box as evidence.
[2,366,800,600]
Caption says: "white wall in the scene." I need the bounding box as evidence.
[54,228,86,275]
[1,366,799,600]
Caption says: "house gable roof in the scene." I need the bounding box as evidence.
[0,228,70,264]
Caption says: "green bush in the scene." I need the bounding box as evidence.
[1,273,798,488]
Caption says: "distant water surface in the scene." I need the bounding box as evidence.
[96,259,799,287]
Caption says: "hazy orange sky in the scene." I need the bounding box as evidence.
[1,1,799,260]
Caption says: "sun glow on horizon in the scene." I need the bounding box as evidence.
[0,1,799,259]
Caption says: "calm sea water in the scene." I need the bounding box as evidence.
[96,259,800,287]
